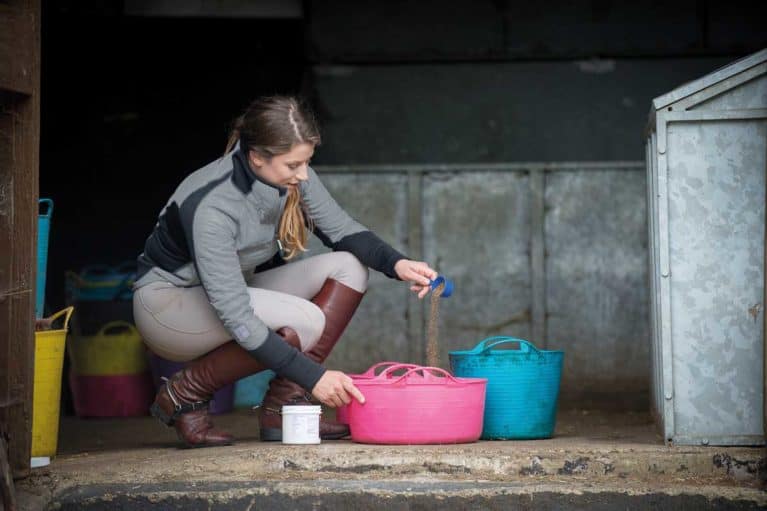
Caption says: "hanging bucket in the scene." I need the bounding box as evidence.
[35,199,54,318]
[31,306,73,461]
[449,336,564,440]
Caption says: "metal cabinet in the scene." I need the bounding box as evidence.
[646,49,767,446]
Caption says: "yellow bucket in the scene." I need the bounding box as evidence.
[31,306,73,459]
[68,321,148,376]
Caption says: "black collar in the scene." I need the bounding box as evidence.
[232,147,287,196]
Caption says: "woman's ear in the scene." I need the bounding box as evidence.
[249,151,265,168]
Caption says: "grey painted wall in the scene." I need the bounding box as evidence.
[307,0,766,62]
[309,163,648,409]
[309,58,731,164]
[297,1,765,409]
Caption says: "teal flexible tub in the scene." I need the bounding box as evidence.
[449,336,564,440]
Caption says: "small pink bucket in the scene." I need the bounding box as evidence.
[348,366,487,445]
[338,361,419,425]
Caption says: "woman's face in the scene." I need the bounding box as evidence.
[249,143,315,190]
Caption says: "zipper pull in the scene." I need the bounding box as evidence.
[276,239,285,258]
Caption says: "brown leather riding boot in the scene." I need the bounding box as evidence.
[150,328,300,448]
[259,279,365,441]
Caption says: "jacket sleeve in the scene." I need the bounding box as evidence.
[302,167,409,279]
[190,202,325,391]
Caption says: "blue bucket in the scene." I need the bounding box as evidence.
[449,336,564,440]
[36,199,54,318]
[233,370,276,409]
[66,262,136,302]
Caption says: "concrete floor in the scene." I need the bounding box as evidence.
[15,409,767,510]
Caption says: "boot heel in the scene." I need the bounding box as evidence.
[150,402,174,426]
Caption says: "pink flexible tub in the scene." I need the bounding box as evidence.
[337,361,420,425]
[347,366,487,445]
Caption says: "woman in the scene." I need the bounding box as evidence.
[133,96,438,448]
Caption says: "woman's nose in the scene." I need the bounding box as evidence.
[297,166,309,181]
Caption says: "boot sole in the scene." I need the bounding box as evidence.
[180,439,234,449]
[259,428,350,442]
[152,403,234,448]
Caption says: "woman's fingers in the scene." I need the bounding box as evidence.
[312,371,367,408]
[394,259,438,286]
[343,379,366,404]
[414,263,438,281]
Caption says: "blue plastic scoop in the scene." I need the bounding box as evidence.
[429,275,454,298]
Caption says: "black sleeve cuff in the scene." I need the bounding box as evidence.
[248,330,326,392]
[332,230,408,279]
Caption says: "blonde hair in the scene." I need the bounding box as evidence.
[225,96,321,260]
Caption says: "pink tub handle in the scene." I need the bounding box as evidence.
[390,366,458,385]
[361,361,404,377]
[374,363,421,380]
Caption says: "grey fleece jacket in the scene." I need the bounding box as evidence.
[134,146,406,391]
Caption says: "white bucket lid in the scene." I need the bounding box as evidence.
[30,456,50,468]
[282,405,321,415]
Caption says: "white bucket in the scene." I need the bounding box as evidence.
[281,405,322,444]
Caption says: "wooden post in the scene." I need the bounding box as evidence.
[0,0,41,482]
[0,433,17,510]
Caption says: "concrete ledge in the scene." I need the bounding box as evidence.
[15,410,766,510]
[43,480,767,510]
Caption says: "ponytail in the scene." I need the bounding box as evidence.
[278,187,311,260]
[224,115,245,155]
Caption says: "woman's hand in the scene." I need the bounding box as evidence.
[394,259,438,299]
[311,370,365,408]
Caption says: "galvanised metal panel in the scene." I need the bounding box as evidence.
[693,75,767,111]
[647,48,767,445]
[421,171,532,368]
[650,131,664,424]
[303,172,411,373]
[666,120,766,445]
[646,136,663,420]
[546,169,650,404]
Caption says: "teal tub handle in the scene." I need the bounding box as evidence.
[39,198,54,218]
[471,335,516,353]
[472,336,539,354]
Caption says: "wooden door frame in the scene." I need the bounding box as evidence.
[0,0,41,482]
